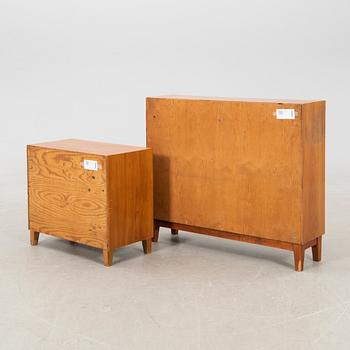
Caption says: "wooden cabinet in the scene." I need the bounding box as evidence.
[27,139,153,266]
[146,96,325,271]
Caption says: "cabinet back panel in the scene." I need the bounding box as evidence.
[147,98,303,243]
[27,146,108,248]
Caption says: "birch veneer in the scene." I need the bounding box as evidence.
[27,139,153,266]
[146,96,325,271]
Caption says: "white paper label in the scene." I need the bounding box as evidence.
[276,109,295,119]
[83,159,99,171]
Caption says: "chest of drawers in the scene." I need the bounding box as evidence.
[27,139,153,266]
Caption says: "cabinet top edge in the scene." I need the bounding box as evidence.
[147,95,325,105]
[27,139,150,156]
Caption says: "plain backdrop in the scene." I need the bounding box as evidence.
[0,0,349,210]
[1,2,350,349]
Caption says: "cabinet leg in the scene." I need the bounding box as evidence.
[152,225,160,242]
[30,230,39,246]
[171,229,178,235]
[142,239,152,254]
[312,236,322,262]
[103,249,113,267]
[293,245,305,272]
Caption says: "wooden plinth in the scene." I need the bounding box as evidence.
[153,220,322,272]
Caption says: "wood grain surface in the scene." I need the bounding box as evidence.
[31,139,148,156]
[28,146,108,248]
[147,96,325,270]
[27,140,153,266]
[301,101,326,244]
[108,149,154,250]
[147,98,304,243]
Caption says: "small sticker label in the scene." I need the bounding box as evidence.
[276,109,296,119]
[83,159,99,171]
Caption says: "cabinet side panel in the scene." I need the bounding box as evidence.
[27,146,108,248]
[147,98,303,243]
[302,101,325,243]
[109,150,153,249]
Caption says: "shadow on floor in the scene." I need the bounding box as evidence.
[37,238,145,265]
[157,228,323,270]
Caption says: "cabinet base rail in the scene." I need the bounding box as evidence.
[153,220,322,272]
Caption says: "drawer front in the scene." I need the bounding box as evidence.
[147,98,303,243]
[27,146,108,248]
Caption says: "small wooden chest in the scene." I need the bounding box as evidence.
[27,139,153,266]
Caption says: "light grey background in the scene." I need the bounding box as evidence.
[1,0,350,191]
[1,1,350,349]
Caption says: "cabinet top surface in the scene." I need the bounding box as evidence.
[148,95,324,105]
[28,139,149,156]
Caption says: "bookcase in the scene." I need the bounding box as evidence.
[147,96,325,271]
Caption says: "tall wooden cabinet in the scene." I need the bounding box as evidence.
[146,96,325,271]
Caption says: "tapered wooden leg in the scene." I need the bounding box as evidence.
[152,225,160,242]
[30,230,39,246]
[171,229,178,235]
[142,239,152,254]
[293,245,305,272]
[103,249,113,267]
[312,236,322,262]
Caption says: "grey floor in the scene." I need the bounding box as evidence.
[1,181,350,350]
